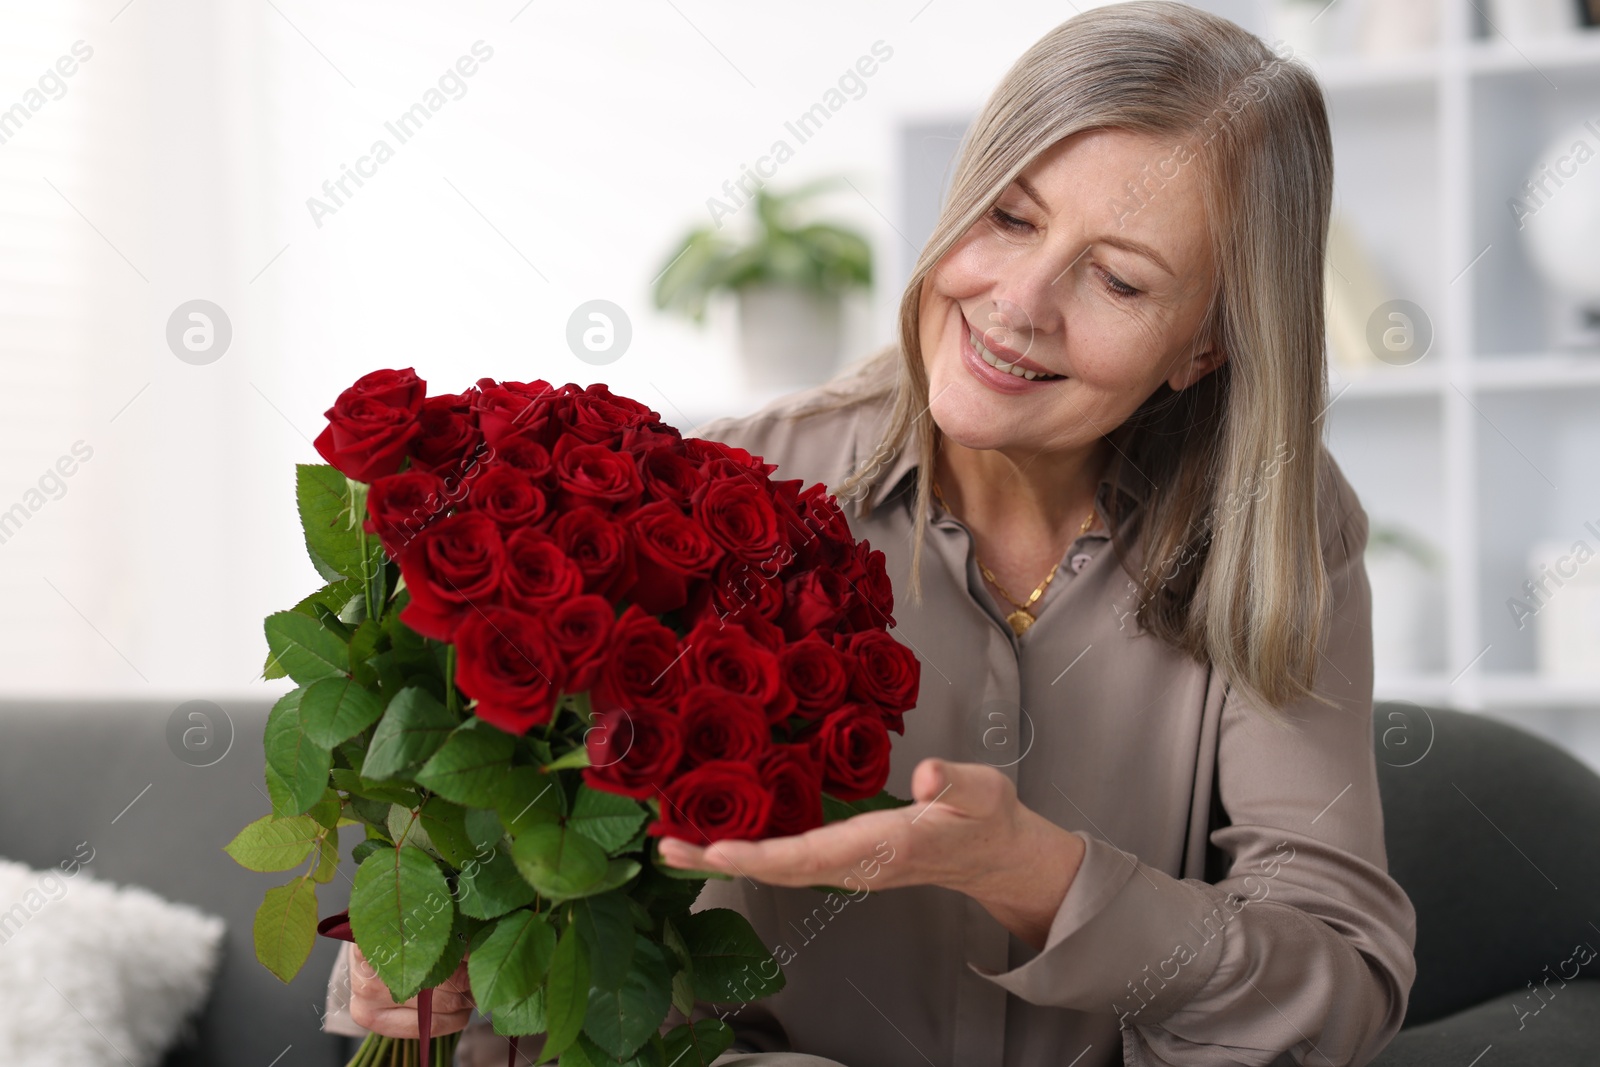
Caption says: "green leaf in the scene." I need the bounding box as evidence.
[678,908,785,1002]
[351,838,387,866]
[263,578,365,678]
[543,920,590,1056]
[568,787,648,855]
[574,893,636,992]
[362,687,456,781]
[224,814,321,872]
[298,463,365,579]
[349,846,454,1003]
[456,846,539,921]
[312,834,340,884]
[330,768,420,807]
[419,798,477,867]
[299,676,384,749]
[542,747,591,772]
[265,689,333,816]
[661,1020,735,1067]
[420,906,473,991]
[464,807,505,852]
[416,722,517,807]
[468,909,557,1016]
[491,988,546,1037]
[583,936,673,1059]
[253,875,318,983]
[572,858,641,900]
[264,610,350,685]
[821,788,912,824]
[499,766,565,836]
[264,762,295,818]
[662,919,695,1017]
[511,823,608,902]
[308,787,343,830]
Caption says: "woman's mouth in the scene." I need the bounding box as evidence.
[959,314,1063,394]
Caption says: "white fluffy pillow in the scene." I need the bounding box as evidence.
[0,856,225,1066]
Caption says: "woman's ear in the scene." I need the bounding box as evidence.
[1166,343,1228,391]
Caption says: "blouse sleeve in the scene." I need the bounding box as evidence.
[972,463,1418,1066]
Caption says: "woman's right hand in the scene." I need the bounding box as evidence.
[348,944,475,1038]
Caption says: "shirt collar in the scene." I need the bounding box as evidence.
[845,396,1149,523]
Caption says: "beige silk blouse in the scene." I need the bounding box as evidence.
[325,381,1417,1067]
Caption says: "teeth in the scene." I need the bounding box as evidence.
[970,329,1059,380]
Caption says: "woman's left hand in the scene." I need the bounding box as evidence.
[657,757,1086,950]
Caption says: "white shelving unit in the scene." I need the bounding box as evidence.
[887,6,1600,763]
[1312,8,1600,726]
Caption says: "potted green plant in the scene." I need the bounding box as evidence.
[652,176,873,391]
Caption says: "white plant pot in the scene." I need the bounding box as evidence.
[1367,550,1441,676]
[735,283,844,392]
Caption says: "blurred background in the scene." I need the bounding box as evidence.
[2,0,1599,768]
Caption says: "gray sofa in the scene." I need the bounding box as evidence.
[1,699,1596,1065]
[0,700,353,1066]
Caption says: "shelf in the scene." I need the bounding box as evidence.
[1472,353,1600,391]
[1328,365,1443,399]
[1466,30,1600,76]
[1376,672,1600,708]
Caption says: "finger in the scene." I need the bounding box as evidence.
[663,814,902,887]
[911,758,1001,816]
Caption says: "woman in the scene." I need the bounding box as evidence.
[326,3,1417,1063]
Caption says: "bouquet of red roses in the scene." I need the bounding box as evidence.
[225,369,919,1067]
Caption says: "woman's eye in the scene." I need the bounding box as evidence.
[987,205,1031,232]
[1098,268,1140,299]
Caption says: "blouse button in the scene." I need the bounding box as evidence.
[1069,552,1093,574]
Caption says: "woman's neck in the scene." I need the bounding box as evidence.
[935,436,1109,537]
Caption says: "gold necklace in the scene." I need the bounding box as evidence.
[930,479,1097,636]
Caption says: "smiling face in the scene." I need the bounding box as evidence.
[920,127,1227,457]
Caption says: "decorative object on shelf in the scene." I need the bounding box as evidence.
[228,369,918,1067]
[1367,520,1444,677]
[1324,213,1394,378]
[1355,0,1439,55]
[1482,0,1583,38]
[1525,537,1600,678]
[653,176,873,392]
[1517,118,1600,349]
[1584,0,1600,29]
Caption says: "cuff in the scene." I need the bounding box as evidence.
[323,940,370,1038]
[969,833,1227,1023]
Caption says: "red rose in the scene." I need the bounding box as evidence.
[638,447,702,510]
[839,630,920,729]
[780,633,850,722]
[619,424,682,456]
[396,512,505,641]
[591,605,686,714]
[683,555,785,630]
[547,594,615,693]
[847,543,896,630]
[474,379,557,446]
[552,506,636,602]
[692,477,787,565]
[682,438,776,477]
[409,392,483,473]
[779,567,853,641]
[789,482,853,569]
[583,707,684,800]
[465,464,547,530]
[552,437,643,511]
[566,384,657,446]
[313,368,426,482]
[626,501,723,615]
[759,744,824,836]
[809,705,892,801]
[649,760,773,844]
[493,437,552,480]
[453,606,566,734]
[683,619,783,721]
[678,685,770,768]
[502,528,583,611]
[364,470,447,553]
